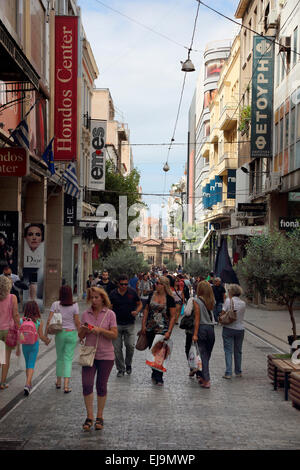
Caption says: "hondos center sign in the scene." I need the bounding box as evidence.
[54,16,78,161]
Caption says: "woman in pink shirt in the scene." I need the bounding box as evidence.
[79,287,117,432]
[0,275,20,389]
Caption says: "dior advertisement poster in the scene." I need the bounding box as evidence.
[0,211,18,275]
[23,223,45,310]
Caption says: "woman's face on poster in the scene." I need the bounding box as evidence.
[26,226,42,251]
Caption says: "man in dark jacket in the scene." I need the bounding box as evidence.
[110,274,142,377]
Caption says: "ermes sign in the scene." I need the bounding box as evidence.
[88,120,106,191]
[251,36,274,158]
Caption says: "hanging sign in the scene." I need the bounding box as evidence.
[251,36,274,158]
[88,120,106,191]
[64,194,77,226]
[54,16,78,161]
[0,148,28,176]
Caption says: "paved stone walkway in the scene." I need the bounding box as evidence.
[1,312,300,450]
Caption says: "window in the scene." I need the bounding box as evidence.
[279,118,284,152]
[274,122,278,155]
[284,113,289,149]
[276,53,280,87]
[293,27,298,67]
[30,0,46,77]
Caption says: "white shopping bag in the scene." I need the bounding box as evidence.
[0,340,6,365]
[146,334,173,373]
[188,342,202,371]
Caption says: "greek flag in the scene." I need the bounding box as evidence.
[11,119,29,150]
[62,162,80,198]
[41,138,55,175]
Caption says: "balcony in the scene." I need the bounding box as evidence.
[219,103,237,130]
[200,141,210,159]
[117,122,129,141]
[209,124,219,143]
[215,145,238,176]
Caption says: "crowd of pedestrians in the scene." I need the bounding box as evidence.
[0,265,246,432]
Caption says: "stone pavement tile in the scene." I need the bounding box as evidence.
[1,321,300,450]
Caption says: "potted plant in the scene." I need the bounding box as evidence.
[238,105,251,136]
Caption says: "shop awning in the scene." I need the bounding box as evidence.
[0,20,40,89]
[219,226,268,236]
[197,228,214,253]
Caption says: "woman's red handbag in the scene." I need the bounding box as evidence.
[5,325,18,348]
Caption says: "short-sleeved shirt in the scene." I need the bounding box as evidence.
[109,287,140,325]
[50,301,79,330]
[81,308,117,360]
[222,296,245,330]
[97,280,116,295]
[146,293,176,334]
[213,284,226,304]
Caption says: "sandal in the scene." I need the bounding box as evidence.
[55,383,61,389]
[64,388,72,394]
[0,383,8,390]
[83,418,93,431]
[95,417,104,430]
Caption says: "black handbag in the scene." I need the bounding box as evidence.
[179,312,194,330]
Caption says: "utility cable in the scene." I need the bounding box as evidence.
[93,0,200,52]
[196,0,300,57]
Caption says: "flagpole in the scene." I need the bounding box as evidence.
[1,96,41,148]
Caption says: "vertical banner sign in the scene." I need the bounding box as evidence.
[89,120,106,190]
[0,211,18,275]
[227,169,236,199]
[64,194,77,226]
[54,16,78,161]
[251,36,274,158]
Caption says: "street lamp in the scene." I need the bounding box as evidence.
[163,162,170,172]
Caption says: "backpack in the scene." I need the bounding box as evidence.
[18,318,39,345]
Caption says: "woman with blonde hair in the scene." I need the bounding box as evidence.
[192,280,215,389]
[0,275,20,389]
[141,276,176,385]
[79,286,118,431]
[221,284,246,379]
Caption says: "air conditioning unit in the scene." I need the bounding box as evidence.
[267,11,279,29]
[279,36,291,52]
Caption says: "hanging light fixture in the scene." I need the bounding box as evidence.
[181,58,195,72]
[163,162,170,172]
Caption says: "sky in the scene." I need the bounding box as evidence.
[78,0,239,212]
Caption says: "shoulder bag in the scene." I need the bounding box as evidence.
[135,330,148,351]
[219,298,237,325]
[48,301,63,335]
[79,309,109,367]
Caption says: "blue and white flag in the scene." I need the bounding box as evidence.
[62,162,80,198]
[11,119,29,150]
[41,137,55,175]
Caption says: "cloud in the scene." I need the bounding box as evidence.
[78,0,237,194]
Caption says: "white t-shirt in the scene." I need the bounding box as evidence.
[223,296,245,330]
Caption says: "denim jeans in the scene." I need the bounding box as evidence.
[222,327,245,376]
[113,323,135,372]
[213,302,223,322]
[197,324,215,382]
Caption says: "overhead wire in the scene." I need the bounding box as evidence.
[92,0,201,52]
[162,0,201,197]
[196,0,300,57]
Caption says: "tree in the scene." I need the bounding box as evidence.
[165,260,177,272]
[183,258,210,278]
[91,160,145,257]
[94,246,149,282]
[236,229,300,340]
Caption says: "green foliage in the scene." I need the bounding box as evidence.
[94,246,149,282]
[183,258,210,278]
[165,260,177,272]
[236,228,300,337]
[92,160,146,257]
[238,105,251,134]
